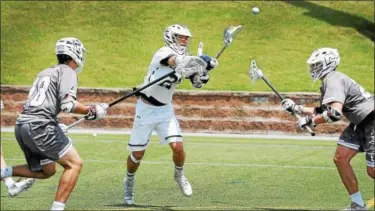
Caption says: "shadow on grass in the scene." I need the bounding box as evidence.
[283,0,375,43]
[104,203,176,210]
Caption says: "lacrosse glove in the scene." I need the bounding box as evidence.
[199,54,219,71]
[85,103,109,120]
[297,116,317,130]
[281,98,304,114]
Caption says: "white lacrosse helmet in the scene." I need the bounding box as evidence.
[55,37,86,73]
[306,47,340,81]
[163,24,193,55]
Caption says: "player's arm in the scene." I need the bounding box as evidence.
[59,70,108,120]
[296,77,346,129]
[281,99,315,115]
[296,101,343,129]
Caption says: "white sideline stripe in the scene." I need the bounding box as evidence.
[1,127,338,141]
[5,158,341,170]
[0,137,333,149]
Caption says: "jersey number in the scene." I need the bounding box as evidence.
[27,76,51,107]
[157,74,180,90]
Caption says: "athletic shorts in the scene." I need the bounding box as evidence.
[15,121,72,171]
[338,111,374,167]
[127,99,183,151]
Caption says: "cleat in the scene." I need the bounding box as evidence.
[123,177,135,205]
[7,178,35,197]
[341,202,368,211]
[174,170,192,197]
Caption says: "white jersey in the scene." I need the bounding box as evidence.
[139,47,184,104]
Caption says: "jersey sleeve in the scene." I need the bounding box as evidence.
[321,77,346,105]
[58,67,78,101]
[152,47,175,66]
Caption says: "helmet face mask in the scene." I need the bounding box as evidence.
[163,24,192,55]
[55,37,86,73]
[306,48,340,82]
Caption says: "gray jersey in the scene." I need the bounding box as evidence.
[17,64,78,124]
[320,71,374,125]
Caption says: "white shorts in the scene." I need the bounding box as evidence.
[127,99,183,151]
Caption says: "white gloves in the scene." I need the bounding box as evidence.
[190,73,210,88]
[0,100,3,111]
[281,99,304,114]
[85,103,109,120]
[297,116,316,129]
[197,42,219,71]
[175,55,208,78]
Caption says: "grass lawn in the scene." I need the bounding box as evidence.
[1,1,374,93]
[1,132,374,210]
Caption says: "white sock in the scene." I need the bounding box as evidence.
[51,201,65,211]
[4,177,15,188]
[350,192,365,207]
[175,165,183,171]
[1,167,13,178]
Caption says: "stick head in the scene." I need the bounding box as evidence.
[224,25,243,46]
[248,59,264,84]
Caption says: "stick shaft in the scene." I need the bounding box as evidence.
[215,44,228,59]
[66,71,176,130]
[260,76,315,136]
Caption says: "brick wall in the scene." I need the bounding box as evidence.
[0,85,347,136]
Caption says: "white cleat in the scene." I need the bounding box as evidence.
[174,170,192,197]
[123,177,135,205]
[341,202,368,211]
[7,178,36,197]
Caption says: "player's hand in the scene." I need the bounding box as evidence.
[297,116,316,130]
[85,103,109,120]
[189,73,210,88]
[281,99,303,114]
[58,123,68,135]
[0,100,3,111]
[197,42,219,71]
[175,56,207,78]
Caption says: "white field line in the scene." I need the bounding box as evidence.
[6,158,356,171]
[0,137,334,149]
[1,127,338,141]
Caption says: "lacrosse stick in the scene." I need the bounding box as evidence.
[248,59,316,136]
[65,70,176,130]
[215,25,243,59]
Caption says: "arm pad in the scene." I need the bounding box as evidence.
[322,106,342,123]
[60,94,77,113]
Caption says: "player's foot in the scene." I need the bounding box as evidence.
[341,202,367,210]
[123,177,135,205]
[7,178,36,197]
[174,170,192,197]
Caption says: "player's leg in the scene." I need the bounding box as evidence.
[123,100,156,205]
[0,145,16,189]
[52,146,82,210]
[6,124,57,179]
[335,124,365,209]
[156,116,192,197]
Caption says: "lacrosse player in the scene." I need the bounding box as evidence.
[0,37,109,211]
[282,48,374,210]
[123,24,218,205]
[1,100,36,196]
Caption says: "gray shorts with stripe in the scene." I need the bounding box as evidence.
[338,112,374,167]
[15,121,72,172]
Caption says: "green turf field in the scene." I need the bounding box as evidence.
[1,132,374,210]
[1,1,374,93]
